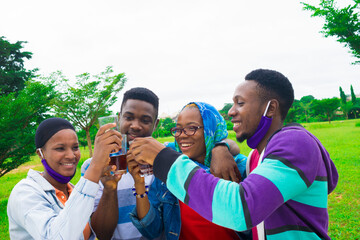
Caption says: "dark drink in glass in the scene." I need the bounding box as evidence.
[109,153,127,171]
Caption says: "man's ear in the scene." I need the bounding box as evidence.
[267,99,279,118]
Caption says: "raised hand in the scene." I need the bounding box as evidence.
[127,137,165,166]
[210,146,242,183]
[84,123,123,183]
[101,165,124,191]
[127,153,145,185]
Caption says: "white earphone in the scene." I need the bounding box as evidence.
[37,148,45,159]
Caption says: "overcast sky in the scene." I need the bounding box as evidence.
[1,0,359,116]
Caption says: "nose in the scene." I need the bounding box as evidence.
[130,119,142,131]
[228,104,236,117]
[65,148,76,159]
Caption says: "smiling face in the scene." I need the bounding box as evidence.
[119,99,159,142]
[228,80,265,142]
[175,107,206,164]
[40,129,80,177]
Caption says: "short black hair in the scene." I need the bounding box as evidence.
[245,69,294,120]
[120,87,159,119]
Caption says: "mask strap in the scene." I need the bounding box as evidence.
[263,101,272,117]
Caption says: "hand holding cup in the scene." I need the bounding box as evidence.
[127,137,165,166]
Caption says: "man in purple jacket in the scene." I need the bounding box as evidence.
[128,69,339,240]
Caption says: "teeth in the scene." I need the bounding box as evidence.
[181,143,191,147]
[233,123,240,127]
[62,163,74,166]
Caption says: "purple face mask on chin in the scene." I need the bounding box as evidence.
[247,101,273,149]
[41,158,75,184]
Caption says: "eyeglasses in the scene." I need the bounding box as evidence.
[170,126,203,137]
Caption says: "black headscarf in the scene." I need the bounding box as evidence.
[35,118,75,148]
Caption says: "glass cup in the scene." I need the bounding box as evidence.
[109,134,127,171]
[139,163,153,177]
[98,115,119,131]
[98,115,127,171]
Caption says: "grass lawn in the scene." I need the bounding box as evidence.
[1,120,359,239]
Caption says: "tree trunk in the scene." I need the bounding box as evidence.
[85,128,93,157]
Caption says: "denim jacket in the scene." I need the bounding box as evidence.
[130,177,180,240]
[130,154,248,240]
[7,169,99,240]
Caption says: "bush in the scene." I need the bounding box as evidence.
[226,120,233,130]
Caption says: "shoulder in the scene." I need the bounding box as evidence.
[266,126,319,155]
[8,176,44,207]
[264,126,323,181]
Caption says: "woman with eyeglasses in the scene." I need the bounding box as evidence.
[128,102,249,240]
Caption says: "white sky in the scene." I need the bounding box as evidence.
[1,0,359,116]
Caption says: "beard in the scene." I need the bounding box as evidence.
[236,132,251,143]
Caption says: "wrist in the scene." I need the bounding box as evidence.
[134,181,145,187]
[132,185,149,198]
[103,187,118,197]
[213,140,230,151]
[84,163,103,183]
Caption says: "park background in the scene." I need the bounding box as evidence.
[1,0,360,239]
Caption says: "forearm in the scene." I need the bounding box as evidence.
[224,138,240,156]
[153,147,311,231]
[83,161,104,183]
[134,183,151,220]
[129,180,165,239]
[91,188,118,240]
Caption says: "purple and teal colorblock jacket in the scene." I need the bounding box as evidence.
[151,126,338,240]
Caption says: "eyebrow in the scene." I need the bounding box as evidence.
[52,144,65,147]
[122,111,134,115]
[233,95,242,99]
[53,142,79,147]
[123,111,154,120]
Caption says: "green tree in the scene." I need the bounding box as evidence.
[350,84,357,104]
[341,101,353,119]
[299,95,315,122]
[45,66,127,157]
[350,85,360,118]
[0,36,35,95]
[153,117,176,138]
[339,86,347,104]
[219,103,233,120]
[302,0,360,64]
[77,125,98,149]
[312,98,340,123]
[285,99,301,123]
[0,80,55,177]
[339,86,351,119]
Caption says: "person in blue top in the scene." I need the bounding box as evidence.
[128,102,249,240]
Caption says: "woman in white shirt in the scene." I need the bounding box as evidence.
[7,117,123,240]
